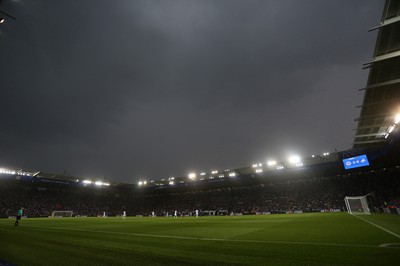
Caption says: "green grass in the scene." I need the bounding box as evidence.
[0,213,399,265]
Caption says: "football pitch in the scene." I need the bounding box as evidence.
[0,213,399,265]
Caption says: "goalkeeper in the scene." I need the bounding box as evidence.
[14,207,24,226]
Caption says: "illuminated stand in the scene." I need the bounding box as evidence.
[344,194,371,215]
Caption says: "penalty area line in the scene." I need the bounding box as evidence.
[23,224,387,249]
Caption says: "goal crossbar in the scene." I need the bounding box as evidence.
[51,210,73,218]
[344,195,371,215]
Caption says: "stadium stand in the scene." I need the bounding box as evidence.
[354,0,400,149]
[1,132,399,218]
[1,0,399,219]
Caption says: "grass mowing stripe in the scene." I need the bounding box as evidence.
[24,224,391,249]
[350,214,400,239]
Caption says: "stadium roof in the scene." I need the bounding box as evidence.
[353,1,400,149]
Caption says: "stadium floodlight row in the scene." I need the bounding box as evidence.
[1,125,399,189]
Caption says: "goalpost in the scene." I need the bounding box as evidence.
[344,194,372,215]
[51,210,73,218]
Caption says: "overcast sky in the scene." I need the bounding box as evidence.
[0,0,384,183]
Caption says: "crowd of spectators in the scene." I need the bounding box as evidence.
[0,167,399,218]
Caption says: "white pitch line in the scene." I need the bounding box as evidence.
[23,224,392,249]
[350,214,400,240]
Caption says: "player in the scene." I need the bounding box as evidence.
[14,207,24,226]
[174,210,177,218]
[122,211,126,219]
[151,211,155,217]
[195,209,199,218]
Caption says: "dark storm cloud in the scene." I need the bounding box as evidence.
[0,0,383,181]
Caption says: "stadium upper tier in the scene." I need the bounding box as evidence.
[354,1,400,149]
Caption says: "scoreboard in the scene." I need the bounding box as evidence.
[342,154,370,170]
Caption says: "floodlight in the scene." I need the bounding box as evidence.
[33,171,41,177]
[211,170,218,174]
[83,180,92,184]
[388,125,395,133]
[138,181,143,186]
[219,174,224,178]
[103,182,110,186]
[228,172,236,177]
[200,172,206,176]
[143,181,147,185]
[95,181,102,186]
[0,18,4,24]
[288,155,301,164]
[169,181,174,185]
[188,173,196,180]
[267,160,276,166]
[255,168,263,173]
[277,165,284,170]
[394,113,400,124]
[0,168,16,175]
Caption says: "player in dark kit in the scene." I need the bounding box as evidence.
[14,207,24,226]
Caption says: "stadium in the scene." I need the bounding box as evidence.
[1,1,400,265]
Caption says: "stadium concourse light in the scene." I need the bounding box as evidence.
[228,172,236,177]
[255,168,263,173]
[252,163,262,168]
[200,172,206,176]
[211,170,218,174]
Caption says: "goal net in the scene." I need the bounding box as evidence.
[51,211,73,218]
[344,195,370,215]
